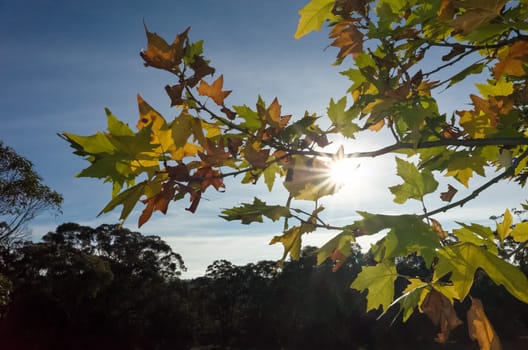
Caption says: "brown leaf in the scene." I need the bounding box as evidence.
[431,218,449,240]
[139,181,176,227]
[440,184,458,202]
[244,143,270,169]
[165,84,185,107]
[332,0,366,18]
[442,44,465,61]
[188,56,215,87]
[140,26,189,70]
[167,163,190,182]
[193,167,225,192]
[198,139,231,166]
[221,106,237,120]
[227,137,243,157]
[467,297,503,350]
[420,289,463,343]
[197,75,232,106]
[329,20,363,60]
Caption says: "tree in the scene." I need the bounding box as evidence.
[0,141,62,245]
[61,1,528,347]
[0,223,190,349]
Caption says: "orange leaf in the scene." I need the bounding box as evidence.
[430,218,449,240]
[467,297,503,350]
[197,75,232,106]
[330,249,347,272]
[139,181,176,227]
[329,20,363,60]
[493,40,528,79]
[420,289,462,343]
[193,167,225,192]
[440,184,458,202]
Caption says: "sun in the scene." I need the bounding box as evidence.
[329,157,361,185]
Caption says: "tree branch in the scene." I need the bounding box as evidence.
[424,148,528,218]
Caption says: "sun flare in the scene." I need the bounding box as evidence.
[329,158,361,185]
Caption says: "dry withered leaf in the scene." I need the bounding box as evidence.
[467,296,502,350]
[420,289,463,343]
[440,184,458,202]
[329,20,363,60]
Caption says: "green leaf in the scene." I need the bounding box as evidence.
[317,228,355,265]
[220,197,291,224]
[453,222,498,255]
[98,181,149,222]
[263,161,282,191]
[389,157,438,203]
[327,97,360,138]
[270,222,315,261]
[295,0,338,39]
[106,109,134,136]
[434,242,528,303]
[369,215,440,267]
[445,63,485,89]
[233,104,261,131]
[351,260,398,312]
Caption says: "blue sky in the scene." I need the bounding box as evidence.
[2,0,527,277]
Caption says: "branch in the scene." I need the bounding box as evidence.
[293,137,528,160]
[424,148,528,218]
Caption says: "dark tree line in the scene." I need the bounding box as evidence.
[1,223,527,350]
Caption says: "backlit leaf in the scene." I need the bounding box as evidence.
[197,75,232,106]
[351,260,398,312]
[220,197,291,224]
[467,297,503,350]
[295,0,337,39]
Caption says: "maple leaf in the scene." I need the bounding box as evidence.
[317,228,355,265]
[445,0,507,35]
[165,84,185,107]
[351,260,398,312]
[434,242,528,303]
[198,139,231,167]
[494,40,528,78]
[329,20,363,61]
[440,184,457,202]
[220,197,291,224]
[295,0,338,39]
[140,26,189,70]
[187,55,216,87]
[283,156,337,201]
[467,297,503,350]
[139,181,176,227]
[389,157,438,204]
[243,143,270,169]
[197,75,232,106]
[420,289,462,343]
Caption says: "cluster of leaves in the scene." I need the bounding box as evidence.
[62,0,528,347]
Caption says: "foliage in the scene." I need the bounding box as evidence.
[0,223,189,349]
[62,0,528,347]
[0,141,62,244]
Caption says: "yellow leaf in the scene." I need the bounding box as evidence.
[476,77,513,98]
[496,209,512,243]
[295,0,338,39]
[467,297,503,350]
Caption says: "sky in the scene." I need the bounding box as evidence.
[1,0,527,278]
